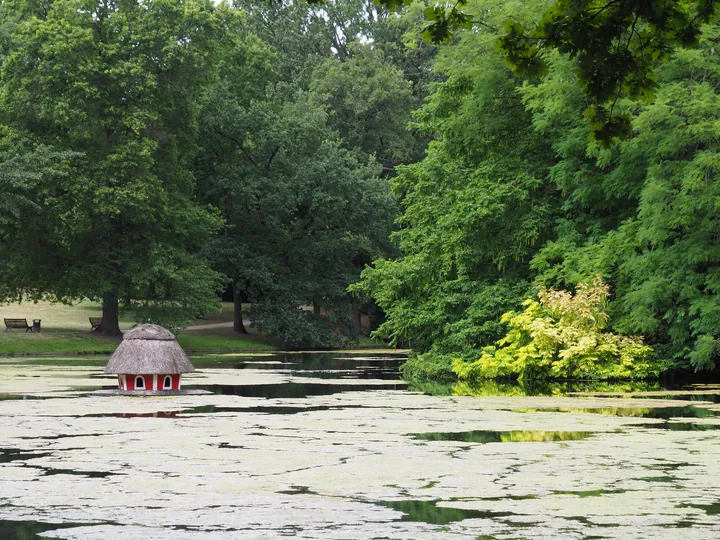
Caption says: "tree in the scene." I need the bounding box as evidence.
[498,0,720,143]
[352,0,559,367]
[527,21,720,371]
[197,77,397,347]
[310,44,416,172]
[0,0,228,334]
[334,0,718,142]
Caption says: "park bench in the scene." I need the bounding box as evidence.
[89,317,103,331]
[4,318,32,332]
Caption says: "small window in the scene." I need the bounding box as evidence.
[163,376,172,389]
[135,376,145,389]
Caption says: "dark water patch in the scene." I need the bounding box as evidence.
[185,404,366,415]
[77,404,370,419]
[277,485,317,495]
[633,393,720,403]
[19,433,108,440]
[0,520,93,539]
[644,462,695,471]
[660,520,700,528]
[192,352,406,373]
[630,422,720,431]
[81,411,181,418]
[551,489,627,497]
[477,495,539,501]
[565,516,621,528]
[291,369,401,380]
[39,467,117,479]
[678,501,720,515]
[375,499,513,525]
[0,448,53,463]
[189,382,407,399]
[409,430,592,444]
[218,442,245,449]
[512,405,717,419]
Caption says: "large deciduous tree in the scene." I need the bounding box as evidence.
[0,0,228,334]
[353,0,558,368]
[198,77,397,347]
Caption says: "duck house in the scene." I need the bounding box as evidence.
[104,324,194,392]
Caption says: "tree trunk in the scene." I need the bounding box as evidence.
[99,292,122,336]
[313,297,321,317]
[352,299,362,332]
[232,282,248,334]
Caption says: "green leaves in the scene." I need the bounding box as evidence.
[497,0,720,144]
[0,0,229,328]
[453,278,662,381]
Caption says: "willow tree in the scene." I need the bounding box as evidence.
[0,0,228,333]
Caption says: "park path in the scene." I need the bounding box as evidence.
[184,321,247,331]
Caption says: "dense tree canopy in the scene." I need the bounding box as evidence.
[356,0,720,379]
[1,0,720,377]
[0,0,229,333]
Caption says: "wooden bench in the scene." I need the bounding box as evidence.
[4,318,32,332]
[89,317,103,331]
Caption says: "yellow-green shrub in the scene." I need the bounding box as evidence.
[453,277,666,381]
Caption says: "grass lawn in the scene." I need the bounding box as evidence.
[0,301,274,355]
[177,327,277,352]
[0,301,388,355]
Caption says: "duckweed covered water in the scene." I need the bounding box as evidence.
[1,352,720,539]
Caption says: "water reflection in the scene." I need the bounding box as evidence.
[409,430,592,443]
[408,379,665,397]
[375,499,514,525]
[190,382,406,399]
[0,448,53,463]
[0,520,91,539]
[512,406,719,419]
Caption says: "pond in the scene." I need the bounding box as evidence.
[1,351,719,538]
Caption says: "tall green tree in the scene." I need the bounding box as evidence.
[353,0,558,365]
[197,76,397,347]
[310,44,416,172]
[0,0,229,333]
[530,22,720,371]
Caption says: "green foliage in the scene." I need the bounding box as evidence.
[352,0,557,358]
[400,353,456,383]
[453,278,662,381]
[0,0,229,331]
[197,35,398,347]
[497,0,720,143]
[310,44,415,169]
[361,0,720,142]
[526,22,720,371]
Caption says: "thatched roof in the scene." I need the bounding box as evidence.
[104,324,194,374]
[123,324,175,341]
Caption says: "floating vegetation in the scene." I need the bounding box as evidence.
[1,352,720,538]
[630,422,720,431]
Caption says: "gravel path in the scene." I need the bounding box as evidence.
[184,320,248,331]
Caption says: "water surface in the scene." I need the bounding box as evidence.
[0,351,719,539]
